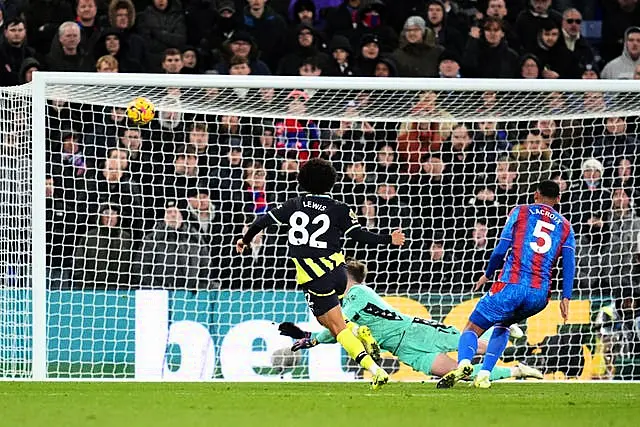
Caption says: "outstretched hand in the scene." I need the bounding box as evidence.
[560,298,570,324]
[391,229,406,246]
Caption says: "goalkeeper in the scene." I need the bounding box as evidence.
[280,259,543,381]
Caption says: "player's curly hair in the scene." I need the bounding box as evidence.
[297,158,337,194]
[346,259,368,284]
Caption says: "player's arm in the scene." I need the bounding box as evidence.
[236,200,293,253]
[342,206,405,246]
[474,207,519,290]
[559,226,577,322]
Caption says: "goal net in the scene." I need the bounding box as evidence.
[9,74,640,380]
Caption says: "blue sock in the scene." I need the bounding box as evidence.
[457,330,479,364]
[481,325,510,372]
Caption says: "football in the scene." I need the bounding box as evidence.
[126,96,155,125]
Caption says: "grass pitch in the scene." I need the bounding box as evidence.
[1,382,638,427]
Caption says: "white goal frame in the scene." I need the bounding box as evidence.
[29,72,640,380]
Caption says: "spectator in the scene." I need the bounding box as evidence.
[203,1,243,67]
[462,16,519,78]
[561,8,595,71]
[533,19,581,79]
[484,0,520,51]
[426,0,465,57]
[76,0,105,54]
[373,55,398,77]
[441,123,487,198]
[336,157,373,208]
[602,27,640,79]
[601,0,640,64]
[277,24,329,75]
[510,127,555,191]
[86,157,144,236]
[470,155,522,220]
[420,231,459,293]
[18,57,41,84]
[72,204,134,288]
[185,187,223,261]
[609,158,639,210]
[0,18,34,86]
[94,29,143,73]
[409,154,454,232]
[518,53,541,78]
[325,0,362,41]
[180,46,202,73]
[391,16,443,77]
[24,0,74,57]
[161,47,183,73]
[350,0,398,54]
[138,0,187,73]
[326,35,355,76]
[593,116,639,174]
[137,201,206,289]
[95,54,118,72]
[603,188,640,289]
[457,220,492,291]
[243,0,288,72]
[274,91,320,162]
[291,0,322,27]
[117,127,153,185]
[46,22,92,72]
[438,50,461,77]
[108,0,147,69]
[515,0,561,54]
[354,33,380,76]
[580,62,600,79]
[216,31,271,75]
[372,144,402,184]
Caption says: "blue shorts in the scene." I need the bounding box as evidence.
[470,282,549,330]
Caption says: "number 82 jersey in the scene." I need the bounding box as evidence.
[267,195,360,285]
[497,203,576,292]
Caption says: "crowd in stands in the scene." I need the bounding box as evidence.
[1,0,634,295]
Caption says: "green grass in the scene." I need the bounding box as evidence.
[0,382,639,427]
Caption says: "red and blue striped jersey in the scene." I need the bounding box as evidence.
[497,204,576,291]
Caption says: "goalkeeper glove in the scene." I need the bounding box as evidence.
[278,322,318,352]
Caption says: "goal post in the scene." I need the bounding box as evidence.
[15,72,640,380]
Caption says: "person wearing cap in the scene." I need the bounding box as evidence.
[581,62,600,79]
[438,49,461,78]
[216,30,271,75]
[372,55,398,77]
[426,0,464,57]
[326,34,355,76]
[391,16,443,77]
[277,23,329,75]
[138,0,187,73]
[242,0,288,72]
[602,26,640,79]
[354,33,380,76]
[462,16,519,78]
[93,28,143,73]
[571,157,610,237]
[350,1,398,54]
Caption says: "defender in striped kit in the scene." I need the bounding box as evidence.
[236,158,405,389]
[438,180,576,389]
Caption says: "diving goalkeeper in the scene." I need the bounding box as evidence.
[279,259,543,381]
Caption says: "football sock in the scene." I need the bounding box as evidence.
[481,325,510,372]
[345,321,359,335]
[457,330,479,364]
[336,328,379,375]
[471,364,512,381]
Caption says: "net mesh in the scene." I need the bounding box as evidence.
[17,80,640,380]
[0,86,33,378]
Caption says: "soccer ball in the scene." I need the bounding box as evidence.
[126,97,155,125]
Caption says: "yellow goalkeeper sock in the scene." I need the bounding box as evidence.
[336,328,380,375]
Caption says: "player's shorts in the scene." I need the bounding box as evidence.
[394,318,461,375]
[470,282,549,330]
[301,265,347,317]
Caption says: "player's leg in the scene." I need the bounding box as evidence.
[429,353,514,381]
[316,305,388,389]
